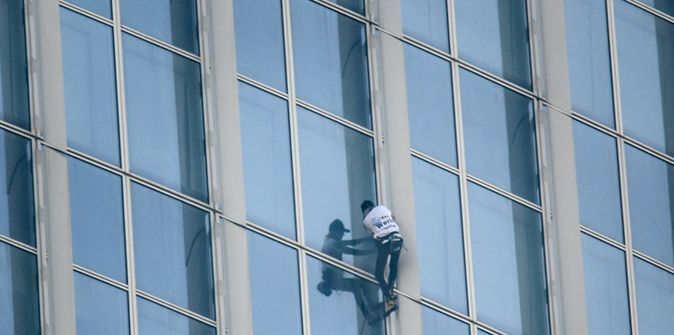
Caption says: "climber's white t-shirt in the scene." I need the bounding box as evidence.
[363,205,400,239]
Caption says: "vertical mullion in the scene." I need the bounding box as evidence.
[526,0,540,97]
[448,0,458,58]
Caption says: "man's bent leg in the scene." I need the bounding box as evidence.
[387,239,403,296]
[374,242,391,299]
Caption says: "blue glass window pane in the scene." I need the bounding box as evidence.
[0,0,30,129]
[239,83,295,239]
[66,0,112,18]
[234,0,286,91]
[469,182,549,335]
[634,258,674,334]
[412,158,467,313]
[61,8,120,166]
[616,0,674,157]
[69,158,126,282]
[0,242,40,335]
[328,0,364,14]
[306,256,385,334]
[120,0,199,54]
[402,0,449,52]
[573,122,623,242]
[132,183,214,319]
[455,0,531,89]
[638,0,674,17]
[124,34,208,202]
[137,298,215,335]
[405,44,457,166]
[298,107,378,274]
[460,70,539,204]
[625,145,674,267]
[291,0,371,128]
[422,306,470,335]
[0,130,34,246]
[74,272,129,335]
[581,234,631,335]
[564,0,614,127]
[248,232,302,335]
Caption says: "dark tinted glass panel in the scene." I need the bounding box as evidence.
[137,298,216,335]
[0,130,34,246]
[581,234,631,335]
[616,0,674,157]
[573,122,623,242]
[74,272,129,335]
[0,0,30,129]
[0,242,40,335]
[455,0,531,88]
[120,0,199,54]
[297,107,377,274]
[634,258,674,334]
[461,70,539,204]
[61,8,120,166]
[638,0,674,17]
[67,0,112,18]
[625,145,674,267]
[402,0,449,52]
[291,0,371,128]
[234,0,286,91]
[469,183,549,335]
[422,306,470,335]
[306,256,385,335]
[405,44,457,166]
[239,83,295,239]
[132,183,214,319]
[412,158,467,313]
[248,232,302,335]
[69,158,126,282]
[124,34,208,201]
[565,0,614,127]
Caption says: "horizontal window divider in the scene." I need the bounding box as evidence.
[307,0,369,24]
[569,111,619,137]
[0,120,38,141]
[632,250,674,276]
[237,75,290,101]
[295,99,374,137]
[120,26,201,63]
[135,289,217,327]
[0,234,38,255]
[622,135,674,166]
[419,296,472,326]
[58,2,114,27]
[624,0,674,25]
[410,149,461,176]
[579,226,627,251]
[465,174,543,213]
[540,101,574,119]
[73,265,129,291]
[476,323,510,335]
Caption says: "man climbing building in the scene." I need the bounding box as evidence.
[360,200,404,315]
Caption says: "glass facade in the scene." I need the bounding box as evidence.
[3,0,673,334]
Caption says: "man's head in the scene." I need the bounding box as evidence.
[360,200,375,217]
[328,219,350,238]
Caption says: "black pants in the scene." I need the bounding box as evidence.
[374,235,403,300]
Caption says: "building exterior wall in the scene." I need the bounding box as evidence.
[1,0,673,334]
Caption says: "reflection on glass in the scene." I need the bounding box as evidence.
[69,158,126,282]
[638,0,674,17]
[327,0,364,14]
[61,8,120,166]
[0,130,34,246]
[573,122,623,242]
[469,182,549,335]
[405,44,457,166]
[291,0,371,128]
[422,306,470,335]
[0,242,40,335]
[234,0,286,91]
[455,0,531,88]
[581,234,631,335]
[625,145,674,267]
[137,298,216,335]
[67,0,112,18]
[74,272,129,335]
[412,158,467,313]
[402,0,449,52]
[616,0,674,157]
[248,232,302,335]
[239,83,295,239]
[132,183,214,319]
[307,256,385,335]
[565,0,614,127]
[0,0,30,129]
[297,107,377,274]
[460,70,539,204]
[634,258,674,334]
[120,0,199,54]
[124,34,208,202]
